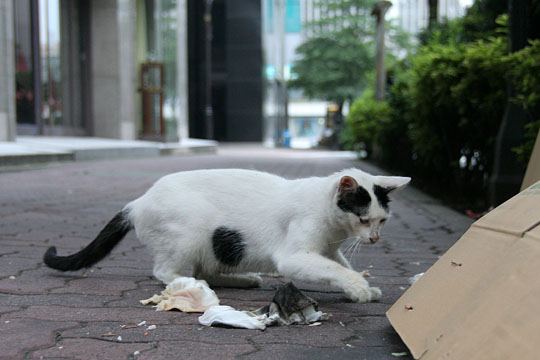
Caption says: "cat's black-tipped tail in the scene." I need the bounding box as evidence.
[43,210,133,271]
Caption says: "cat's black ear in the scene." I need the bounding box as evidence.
[338,176,358,193]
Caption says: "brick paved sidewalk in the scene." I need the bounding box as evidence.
[0,146,472,359]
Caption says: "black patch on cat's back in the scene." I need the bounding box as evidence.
[337,185,371,216]
[373,185,390,210]
[212,227,245,266]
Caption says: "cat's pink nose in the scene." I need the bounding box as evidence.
[369,235,380,243]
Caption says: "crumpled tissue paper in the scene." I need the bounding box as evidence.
[140,277,219,312]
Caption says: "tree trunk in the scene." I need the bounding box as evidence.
[428,0,438,29]
[489,0,530,206]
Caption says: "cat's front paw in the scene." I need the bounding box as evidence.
[242,274,263,288]
[368,286,382,301]
[345,286,382,303]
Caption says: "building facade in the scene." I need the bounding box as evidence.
[262,0,329,148]
[187,0,263,141]
[2,0,189,141]
[0,0,265,143]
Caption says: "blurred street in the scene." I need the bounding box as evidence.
[0,146,472,360]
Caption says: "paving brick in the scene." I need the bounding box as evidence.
[30,338,155,360]
[0,268,66,294]
[138,340,256,360]
[49,277,139,296]
[250,324,352,347]
[0,293,117,307]
[5,305,193,325]
[0,319,79,358]
[238,343,409,360]
[63,323,257,344]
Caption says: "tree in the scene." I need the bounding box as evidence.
[461,0,509,41]
[428,0,438,29]
[289,0,378,114]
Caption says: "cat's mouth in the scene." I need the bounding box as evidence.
[369,235,380,244]
[359,236,379,245]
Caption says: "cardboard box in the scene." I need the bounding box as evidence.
[521,129,540,190]
[387,181,540,359]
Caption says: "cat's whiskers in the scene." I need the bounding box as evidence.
[353,239,363,255]
[344,238,360,264]
[341,238,356,256]
[350,239,361,260]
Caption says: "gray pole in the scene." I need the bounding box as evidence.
[176,0,189,141]
[371,1,392,101]
[276,0,287,146]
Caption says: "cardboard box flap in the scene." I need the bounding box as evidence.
[473,182,540,236]
[526,224,540,238]
[386,226,519,359]
[419,228,540,360]
[527,223,540,241]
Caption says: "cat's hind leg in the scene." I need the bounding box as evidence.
[152,251,192,285]
[153,263,182,285]
[196,272,263,288]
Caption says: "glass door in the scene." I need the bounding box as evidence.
[14,0,38,131]
[14,0,89,136]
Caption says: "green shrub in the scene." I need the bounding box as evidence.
[407,38,507,187]
[342,90,391,155]
[507,40,540,163]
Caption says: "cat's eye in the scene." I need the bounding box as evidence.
[359,218,370,225]
[380,219,387,224]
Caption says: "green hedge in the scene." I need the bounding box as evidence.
[508,40,540,163]
[341,89,391,153]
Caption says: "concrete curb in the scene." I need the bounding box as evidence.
[0,136,218,167]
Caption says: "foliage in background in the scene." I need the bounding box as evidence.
[507,40,540,163]
[418,3,508,46]
[289,0,378,109]
[342,89,391,152]
[290,30,374,106]
[408,38,507,176]
[343,9,540,209]
[456,0,508,42]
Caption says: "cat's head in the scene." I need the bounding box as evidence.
[334,169,410,244]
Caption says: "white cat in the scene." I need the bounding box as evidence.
[44,168,410,303]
